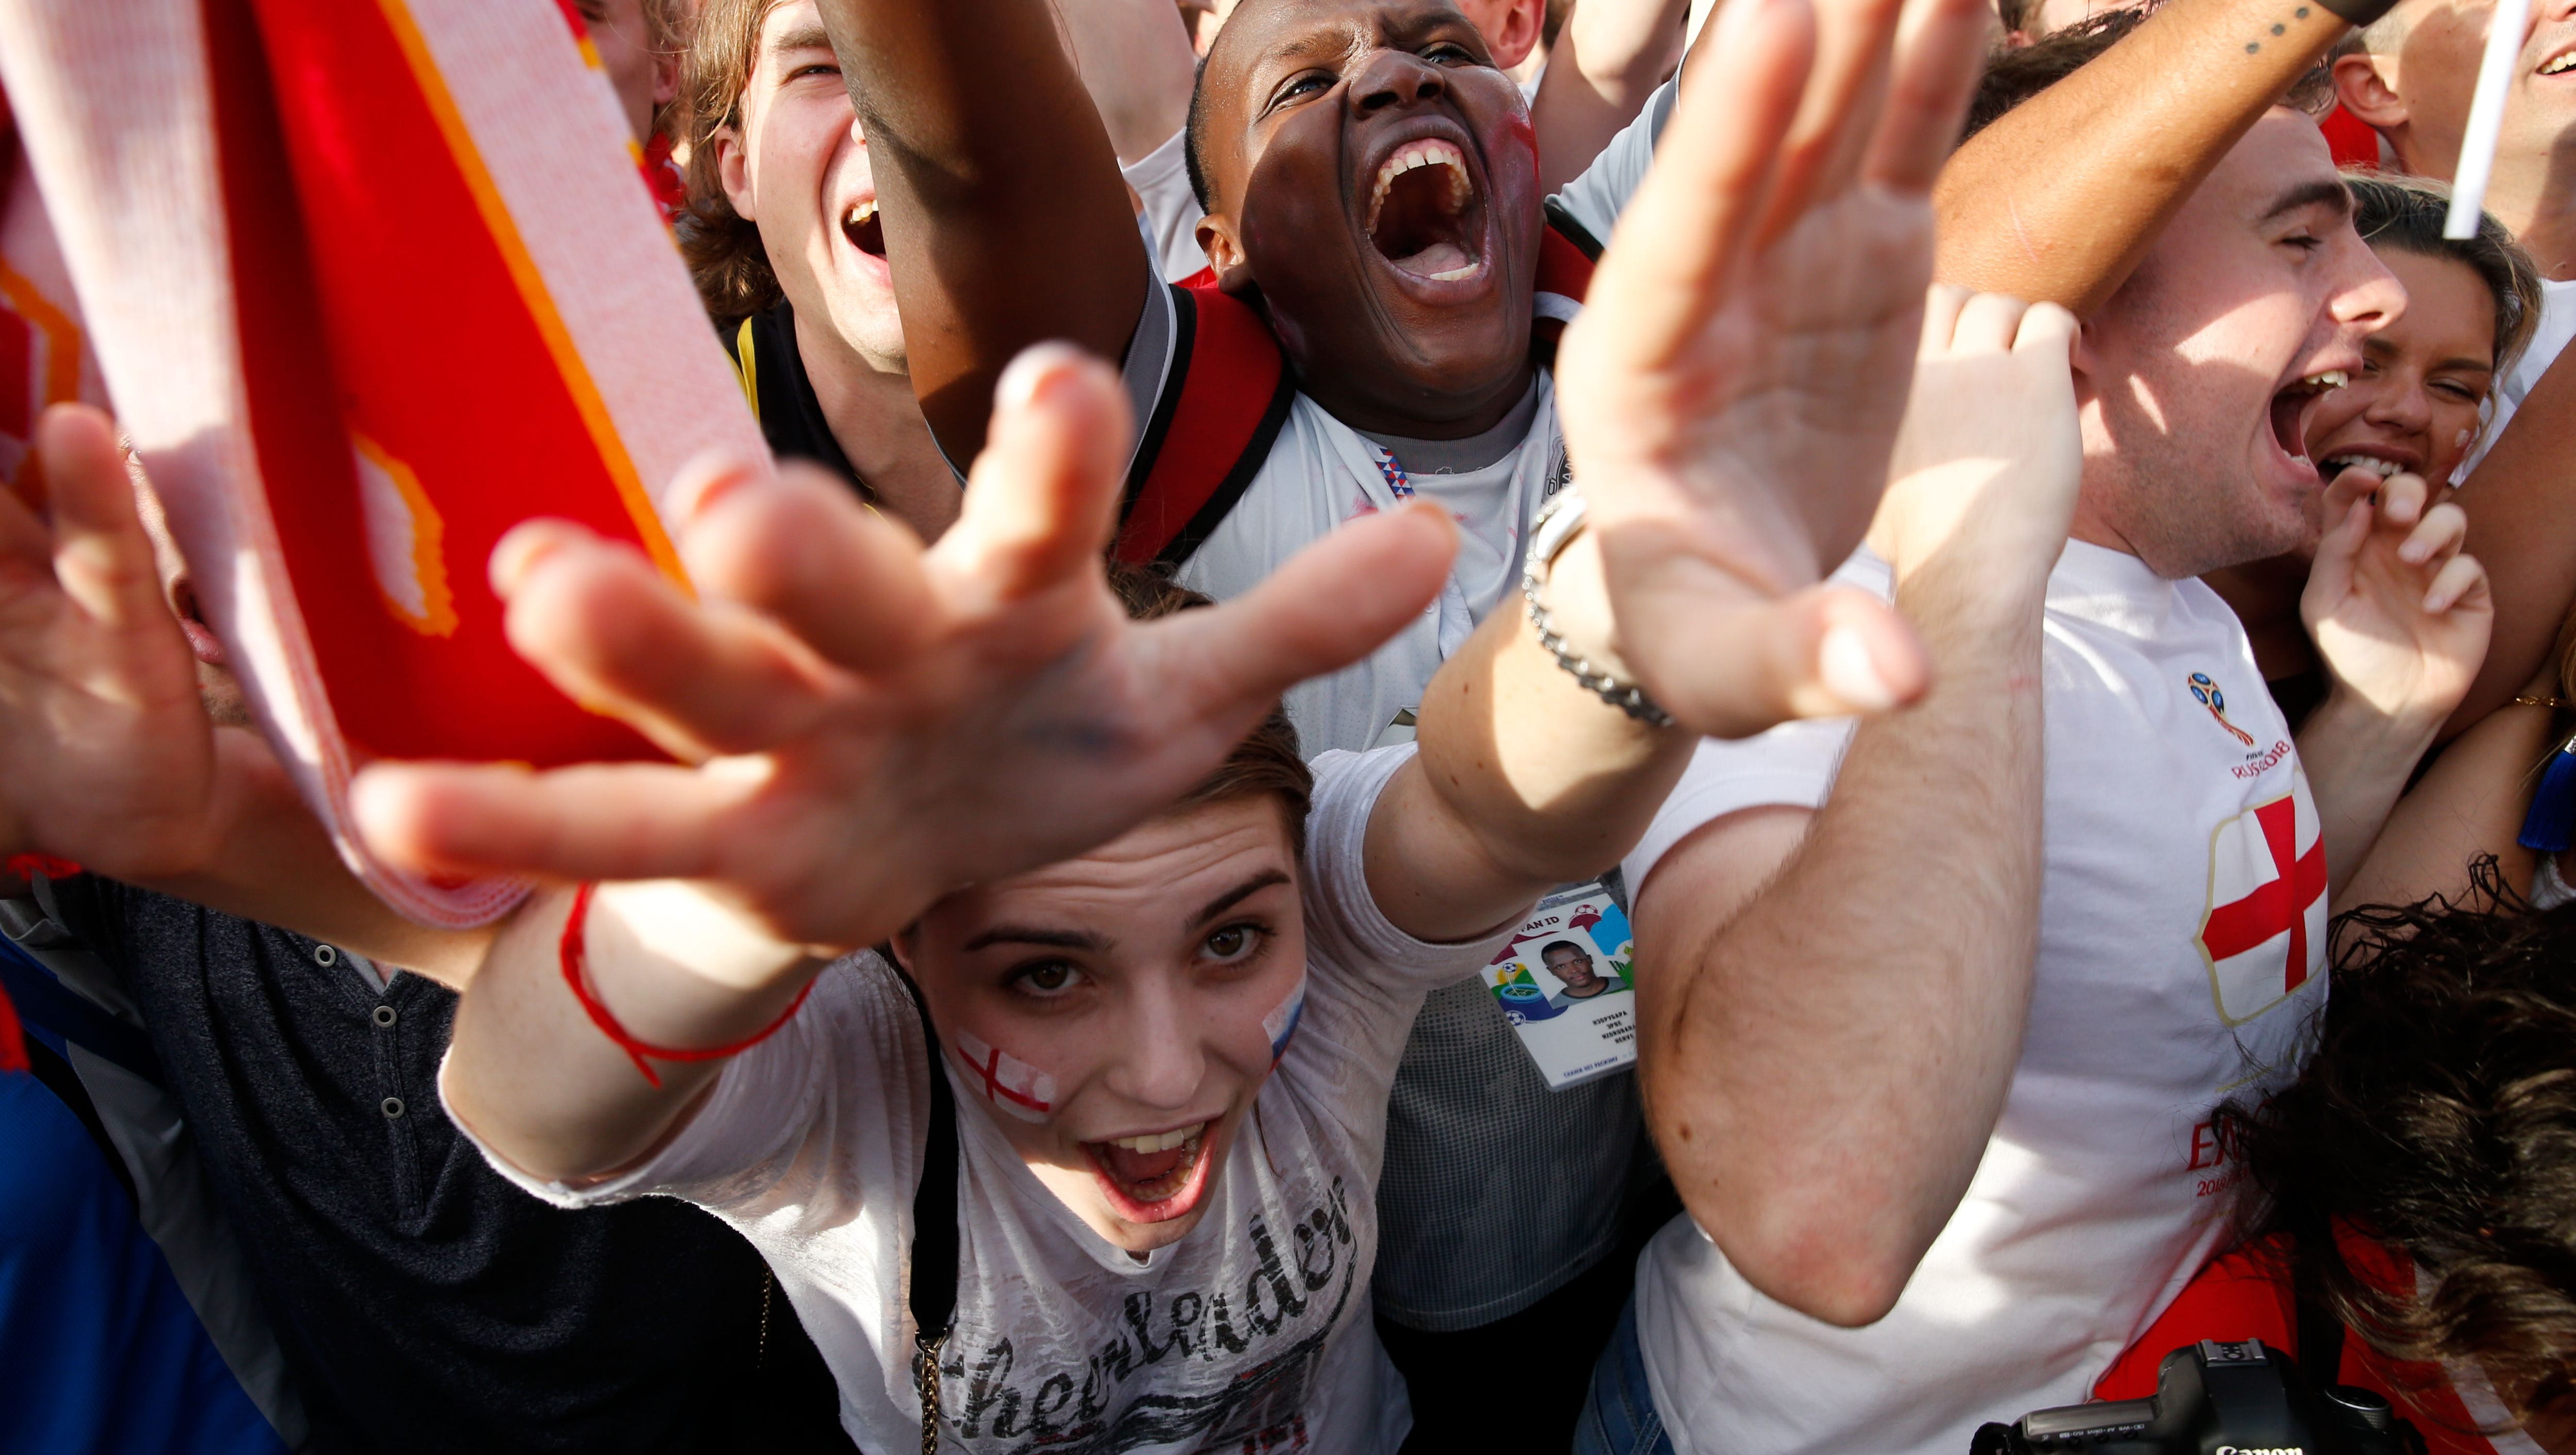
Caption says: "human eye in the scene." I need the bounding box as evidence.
[1201,921,1269,966]
[1268,70,1333,111]
[2432,375,2486,402]
[1006,960,1089,998]
[1422,41,1476,63]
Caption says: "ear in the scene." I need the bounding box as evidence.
[1197,213,1259,296]
[715,122,755,221]
[2331,53,2408,133]
[653,48,681,111]
[1487,0,1546,71]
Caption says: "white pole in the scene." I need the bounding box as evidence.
[2445,0,2532,239]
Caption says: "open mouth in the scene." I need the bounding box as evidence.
[2267,369,2348,469]
[2317,451,2412,482]
[2540,46,2576,76]
[1365,139,1485,283]
[841,198,886,259]
[1082,1120,1213,1223]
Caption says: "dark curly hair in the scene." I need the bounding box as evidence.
[2221,860,2576,1431]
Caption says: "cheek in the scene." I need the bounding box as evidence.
[946,1021,1078,1124]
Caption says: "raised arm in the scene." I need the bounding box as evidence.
[1632,289,2079,1327]
[1932,0,2352,313]
[371,346,1453,1179]
[1058,0,1200,166]
[2450,347,2576,733]
[1530,0,1689,194]
[0,405,488,982]
[1374,0,1993,944]
[814,0,1148,460]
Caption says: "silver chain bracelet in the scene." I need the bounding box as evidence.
[1521,489,1673,729]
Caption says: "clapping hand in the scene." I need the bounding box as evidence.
[1556,0,1991,738]
[350,347,1455,954]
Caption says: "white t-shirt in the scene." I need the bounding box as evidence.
[1174,381,1568,755]
[2468,275,2576,478]
[1123,129,1212,283]
[449,746,1516,1455]
[1620,543,2332,1455]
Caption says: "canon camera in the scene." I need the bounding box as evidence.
[1970,1339,2422,1455]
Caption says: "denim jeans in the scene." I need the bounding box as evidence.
[1572,1295,1675,1455]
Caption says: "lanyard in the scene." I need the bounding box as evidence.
[1370,444,1417,501]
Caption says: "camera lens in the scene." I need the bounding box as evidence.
[2324,1385,2400,1432]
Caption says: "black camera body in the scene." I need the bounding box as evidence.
[1972,1340,2422,1455]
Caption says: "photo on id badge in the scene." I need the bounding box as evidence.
[1485,884,1639,1091]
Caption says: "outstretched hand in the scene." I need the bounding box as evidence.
[0,404,259,880]
[2303,466,2490,731]
[1555,0,1991,737]
[352,346,1456,954]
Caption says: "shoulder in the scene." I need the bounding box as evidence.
[1112,282,1298,570]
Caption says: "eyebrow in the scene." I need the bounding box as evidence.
[959,923,1112,954]
[2260,179,2353,225]
[770,23,834,56]
[1189,870,1294,931]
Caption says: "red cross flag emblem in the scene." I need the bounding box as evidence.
[2195,774,2327,1026]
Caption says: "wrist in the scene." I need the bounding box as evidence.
[2305,680,2447,757]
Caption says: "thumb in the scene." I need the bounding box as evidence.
[1639,584,1929,739]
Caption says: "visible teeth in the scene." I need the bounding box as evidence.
[1427,263,1481,281]
[1107,1122,1206,1154]
[1366,139,1471,235]
[2299,370,2349,391]
[2323,455,2402,479]
[2543,51,2576,75]
[844,199,877,229]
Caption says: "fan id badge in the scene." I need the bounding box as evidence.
[1482,881,1639,1090]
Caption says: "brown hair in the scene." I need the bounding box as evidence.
[1964,5,2335,141]
[2346,172,2545,387]
[675,0,788,322]
[1108,564,1314,857]
[2222,864,2576,1433]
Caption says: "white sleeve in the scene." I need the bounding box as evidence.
[1545,76,1680,252]
[1122,128,1212,282]
[441,954,929,1227]
[1619,720,1856,895]
[1299,745,1522,996]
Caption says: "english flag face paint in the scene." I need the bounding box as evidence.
[1264,972,1308,1065]
[948,1028,1059,1123]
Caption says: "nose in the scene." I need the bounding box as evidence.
[1103,984,1208,1111]
[2329,233,2406,337]
[1349,47,1448,118]
[2362,372,2432,432]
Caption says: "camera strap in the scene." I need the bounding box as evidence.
[893,966,960,1455]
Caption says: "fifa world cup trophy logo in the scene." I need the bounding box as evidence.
[2188,672,2257,748]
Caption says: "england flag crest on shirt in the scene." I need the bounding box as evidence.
[2195,769,2327,1026]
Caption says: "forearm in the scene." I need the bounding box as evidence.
[443,884,819,1183]
[1641,571,2045,1325]
[2342,699,2558,912]
[1380,533,1694,942]
[1531,0,1688,195]
[2297,687,2443,905]
[2451,351,2576,734]
[1931,0,2344,313]
[814,0,1145,456]
[1059,0,1198,165]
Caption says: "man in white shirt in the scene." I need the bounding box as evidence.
[1579,20,2499,1455]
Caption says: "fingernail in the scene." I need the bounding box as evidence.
[1820,624,1898,712]
[996,341,1088,413]
[666,452,758,526]
[488,523,570,598]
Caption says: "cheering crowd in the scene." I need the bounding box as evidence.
[4,0,2576,1451]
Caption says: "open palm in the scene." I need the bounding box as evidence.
[1556,0,1991,737]
[352,348,1454,952]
